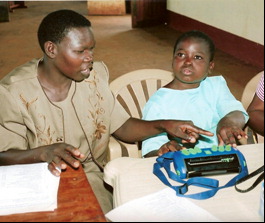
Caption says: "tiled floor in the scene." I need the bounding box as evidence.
[0,1,263,100]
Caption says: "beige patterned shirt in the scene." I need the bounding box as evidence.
[0,59,130,167]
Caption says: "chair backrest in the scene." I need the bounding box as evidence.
[110,69,174,119]
[241,71,263,110]
[240,71,264,144]
[108,69,173,159]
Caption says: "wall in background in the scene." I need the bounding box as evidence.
[167,0,264,45]
[166,0,264,68]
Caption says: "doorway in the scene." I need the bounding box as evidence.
[130,0,167,28]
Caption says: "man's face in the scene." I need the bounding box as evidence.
[54,27,95,82]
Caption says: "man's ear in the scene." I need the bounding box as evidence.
[44,41,57,59]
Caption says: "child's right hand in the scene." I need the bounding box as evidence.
[157,140,186,156]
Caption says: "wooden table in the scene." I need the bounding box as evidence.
[0,166,106,222]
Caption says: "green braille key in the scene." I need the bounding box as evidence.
[218,146,225,152]
[225,145,232,151]
[181,149,190,156]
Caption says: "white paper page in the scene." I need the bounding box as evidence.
[105,187,222,222]
[0,162,60,216]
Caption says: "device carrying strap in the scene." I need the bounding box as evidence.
[235,165,264,193]
[153,152,248,199]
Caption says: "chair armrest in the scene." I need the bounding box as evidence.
[239,126,264,145]
[107,136,141,161]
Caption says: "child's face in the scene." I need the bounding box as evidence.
[172,37,214,89]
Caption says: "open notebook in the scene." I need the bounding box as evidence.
[105,187,221,222]
[0,163,60,216]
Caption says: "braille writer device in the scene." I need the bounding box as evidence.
[173,145,248,179]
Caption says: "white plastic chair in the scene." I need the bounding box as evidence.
[241,71,264,144]
[108,69,173,161]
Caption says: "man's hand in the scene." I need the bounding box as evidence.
[40,143,85,176]
[144,120,214,158]
[161,120,214,143]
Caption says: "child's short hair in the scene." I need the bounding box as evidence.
[173,30,215,61]
[37,9,91,53]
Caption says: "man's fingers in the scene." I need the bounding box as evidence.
[184,125,214,136]
[48,162,61,177]
[64,145,85,158]
[179,127,213,143]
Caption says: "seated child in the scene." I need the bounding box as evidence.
[142,30,249,158]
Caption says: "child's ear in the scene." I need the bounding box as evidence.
[208,61,215,74]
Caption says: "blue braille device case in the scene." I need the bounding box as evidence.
[173,145,248,179]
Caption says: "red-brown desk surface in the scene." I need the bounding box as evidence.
[0,166,106,222]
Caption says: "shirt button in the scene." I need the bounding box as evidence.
[56,137,64,142]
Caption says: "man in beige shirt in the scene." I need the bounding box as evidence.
[0,9,213,213]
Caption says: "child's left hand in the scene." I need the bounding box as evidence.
[217,126,248,148]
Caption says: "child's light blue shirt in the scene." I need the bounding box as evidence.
[142,76,249,157]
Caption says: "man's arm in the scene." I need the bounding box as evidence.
[113,118,213,145]
[0,143,84,176]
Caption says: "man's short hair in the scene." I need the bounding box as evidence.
[38,9,91,52]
